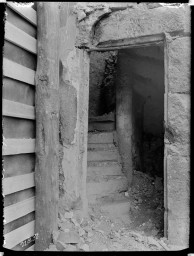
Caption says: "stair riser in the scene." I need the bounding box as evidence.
[87,150,118,162]
[88,143,116,151]
[87,178,128,200]
[88,132,114,144]
[87,165,122,177]
[88,122,115,132]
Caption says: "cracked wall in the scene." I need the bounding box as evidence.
[58,2,89,216]
[58,2,190,247]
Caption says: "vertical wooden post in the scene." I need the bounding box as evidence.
[35,2,60,250]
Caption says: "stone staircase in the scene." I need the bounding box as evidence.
[87,130,128,204]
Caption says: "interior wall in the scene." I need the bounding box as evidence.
[115,45,164,178]
[126,45,164,177]
[89,51,117,117]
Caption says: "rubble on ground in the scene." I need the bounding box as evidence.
[45,170,166,251]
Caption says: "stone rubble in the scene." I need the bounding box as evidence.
[44,170,169,251]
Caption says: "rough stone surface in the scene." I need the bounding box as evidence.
[168,216,190,247]
[59,3,89,216]
[167,142,190,157]
[89,51,117,117]
[88,149,118,162]
[168,37,191,93]
[87,178,128,198]
[167,155,190,219]
[88,132,114,144]
[74,2,112,47]
[167,93,190,145]
[57,230,80,244]
[57,2,191,248]
[64,244,79,251]
[56,241,67,251]
[94,6,186,45]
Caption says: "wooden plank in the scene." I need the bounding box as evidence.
[5,22,37,54]
[6,6,36,38]
[3,139,35,156]
[3,117,35,140]
[4,220,35,249]
[35,3,60,250]
[4,154,35,178]
[4,197,35,224]
[3,173,35,196]
[3,99,35,120]
[3,58,35,86]
[26,244,35,251]
[7,2,37,26]
[4,188,35,208]
[3,77,35,106]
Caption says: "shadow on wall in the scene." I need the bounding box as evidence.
[89,51,118,117]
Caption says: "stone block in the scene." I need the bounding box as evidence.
[57,230,80,244]
[167,142,190,157]
[167,93,190,144]
[168,37,191,93]
[64,244,79,251]
[167,155,190,219]
[94,6,186,44]
[168,216,189,247]
[182,5,191,33]
[56,241,67,251]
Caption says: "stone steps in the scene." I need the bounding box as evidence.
[88,131,114,144]
[87,149,118,162]
[87,130,128,204]
[87,162,122,177]
[88,143,116,151]
[88,121,115,132]
[87,177,128,203]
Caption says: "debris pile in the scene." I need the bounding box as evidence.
[45,170,165,251]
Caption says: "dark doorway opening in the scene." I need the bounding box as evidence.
[87,43,165,238]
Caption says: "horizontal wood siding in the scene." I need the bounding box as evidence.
[3,2,37,251]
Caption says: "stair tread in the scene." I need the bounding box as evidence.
[87,160,120,164]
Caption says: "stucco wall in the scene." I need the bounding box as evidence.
[59,3,89,217]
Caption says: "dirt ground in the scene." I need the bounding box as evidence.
[45,170,176,251]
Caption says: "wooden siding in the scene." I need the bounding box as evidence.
[3,2,37,251]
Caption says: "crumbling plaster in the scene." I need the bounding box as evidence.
[58,2,190,247]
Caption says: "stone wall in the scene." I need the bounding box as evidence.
[127,45,164,178]
[166,36,190,245]
[59,2,191,247]
[92,3,190,247]
[89,51,117,117]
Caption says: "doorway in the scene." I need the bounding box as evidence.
[87,42,165,240]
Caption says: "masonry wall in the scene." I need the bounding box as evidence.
[58,2,190,247]
[92,3,191,247]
